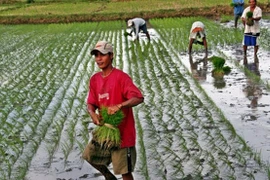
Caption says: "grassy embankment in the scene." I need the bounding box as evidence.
[0,0,269,24]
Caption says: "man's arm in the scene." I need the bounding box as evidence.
[241,17,246,26]
[252,16,261,21]
[122,97,144,108]
[241,8,247,26]
[242,18,246,26]
[252,8,262,22]
[129,28,134,36]
[134,24,140,39]
[107,97,144,115]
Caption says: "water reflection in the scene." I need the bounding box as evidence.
[242,57,262,109]
[189,55,207,82]
[213,76,226,89]
[243,54,259,65]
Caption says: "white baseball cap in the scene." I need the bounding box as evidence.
[90,41,113,55]
[127,19,133,27]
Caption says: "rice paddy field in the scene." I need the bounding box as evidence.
[1,16,270,180]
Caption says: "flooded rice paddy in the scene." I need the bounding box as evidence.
[0,17,270,180]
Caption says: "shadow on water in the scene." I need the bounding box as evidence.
[188,54,207,82]
[242,56,262,109]
[213,76,226,89]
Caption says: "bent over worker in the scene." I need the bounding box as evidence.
[127,17,150,41]
[188,21,208,59]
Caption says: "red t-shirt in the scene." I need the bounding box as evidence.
[87,68,143,148]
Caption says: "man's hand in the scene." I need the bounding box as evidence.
[124,32,132,37]
[107,104,122,115]
[91,113,103,126]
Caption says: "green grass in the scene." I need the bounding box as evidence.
[0,0,269,24]
[220,15,233,23]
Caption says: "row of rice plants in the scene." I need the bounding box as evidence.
[0,35,60,178]
[22,26,97,178]
[259,27,270,51]
[143,17,269,179]
[0,22,98,179]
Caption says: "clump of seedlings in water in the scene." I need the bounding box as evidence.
[93,106,124,150]
[209,56,231,77]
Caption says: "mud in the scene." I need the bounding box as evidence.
[181,19,270,162]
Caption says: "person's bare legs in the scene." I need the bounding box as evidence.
[243,45,248,64]
[90,163,117,180]
[254,45,259,56]
[122,172,134,180]
[234,16,239,28]
[254,45,259,63]
[243,55,248,65]
[243,45,247,56]
[188,39,194,54]
[146,32,150,41]
[202,37,208,59]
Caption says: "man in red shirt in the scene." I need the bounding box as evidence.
[82,41,144,180]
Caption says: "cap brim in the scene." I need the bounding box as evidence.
[90,49,98,55]
[90,48,110,55]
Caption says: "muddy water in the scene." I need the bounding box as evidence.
[181,50,270,162]
[180,19,270,162]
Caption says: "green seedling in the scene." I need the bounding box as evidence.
[124,31,132,37]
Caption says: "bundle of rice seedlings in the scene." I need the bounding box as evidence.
[209,56,231,77]
[93,106,124,150]
[211,56,225,69]
[124,31,132,37]
[246,11,254,26]
[246,11,253,18]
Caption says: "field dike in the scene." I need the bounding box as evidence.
[0,17,270,179]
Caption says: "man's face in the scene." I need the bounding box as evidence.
[94,51,113,69]
[249,0,256,8]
